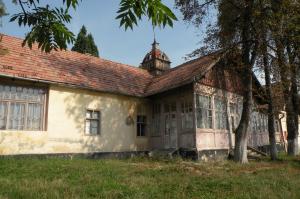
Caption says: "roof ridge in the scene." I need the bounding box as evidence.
[160,51,221,75]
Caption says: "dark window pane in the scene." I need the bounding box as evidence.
[137,115,146,136]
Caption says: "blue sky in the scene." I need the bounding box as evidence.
[0,0,204,67]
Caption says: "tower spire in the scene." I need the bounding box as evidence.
[152,26,159,50]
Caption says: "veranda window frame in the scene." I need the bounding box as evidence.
[151,104,161,137]
[195,94,214,130]
[181,100,193,130]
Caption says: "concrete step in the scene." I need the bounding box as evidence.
[148,148,178,158]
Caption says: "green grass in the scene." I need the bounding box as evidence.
[0,155,299,199]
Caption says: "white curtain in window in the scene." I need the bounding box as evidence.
[8,103,26,130]
[27,103,43,130]
[0,102,7,130]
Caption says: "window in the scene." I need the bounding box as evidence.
[214,97,228,129]
[85,110,100,135]
[0,84,46,131]
[252,112,258,132]
[152,104,161,136]
[260,113,268,132]
[137,115,146,136]
[196,95,213,129]
[181,101,193,129]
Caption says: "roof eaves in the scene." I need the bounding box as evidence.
[0,74,145,98]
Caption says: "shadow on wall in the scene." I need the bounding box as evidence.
[61,88,146,153]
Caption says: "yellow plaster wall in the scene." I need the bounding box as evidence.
[0,85,150,155]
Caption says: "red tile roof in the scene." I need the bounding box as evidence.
[0,34,153,97]
[145,53,220,96]
[0,34,220,97]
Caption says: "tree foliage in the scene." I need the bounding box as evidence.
[116,0,177,30]
[71,25,99,57]
[0,0,177,53]
[0,0,8,20]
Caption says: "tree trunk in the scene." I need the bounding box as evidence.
[233,1,255,163]
[234,69,252,163]
[287,44,299,156]
[288,61,299,155]
[262,43,277,160]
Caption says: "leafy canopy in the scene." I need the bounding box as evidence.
[1,0,177,53]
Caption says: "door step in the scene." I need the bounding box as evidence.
[149,148,198,159]
[148,148,179,158]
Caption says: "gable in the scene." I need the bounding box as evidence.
[199,64,244,95]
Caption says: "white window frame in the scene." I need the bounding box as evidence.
[214,96,228,130]
[196,94,213,130]
[85,109,101,136]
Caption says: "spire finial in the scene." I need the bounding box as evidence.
[152,26,159,50]
[152,25,156,43]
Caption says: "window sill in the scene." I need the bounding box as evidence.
[0,130,47,133]
[136,136,147,138]
[196,128,229,133]
[150,135,161,138]
[84,134,101,137]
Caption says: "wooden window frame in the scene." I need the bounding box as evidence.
[0,83,47,131]
[151,104,161,137]
[181,100,193,130]
[85,109,101,136]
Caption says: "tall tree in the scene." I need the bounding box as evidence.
[0,0,8,55]
[177,0,299,159]
[255,0,278,160]
[71,26,99,57]
[0,0,7,20]
[270,0,299,155]
[176,0,259,163]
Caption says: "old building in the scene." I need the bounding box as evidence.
[0,34,277,159]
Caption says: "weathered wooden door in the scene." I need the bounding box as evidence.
[164,103,177,149]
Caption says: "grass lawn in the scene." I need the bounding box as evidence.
[0,155,299,199]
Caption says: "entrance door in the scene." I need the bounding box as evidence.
[164,103,177,149]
